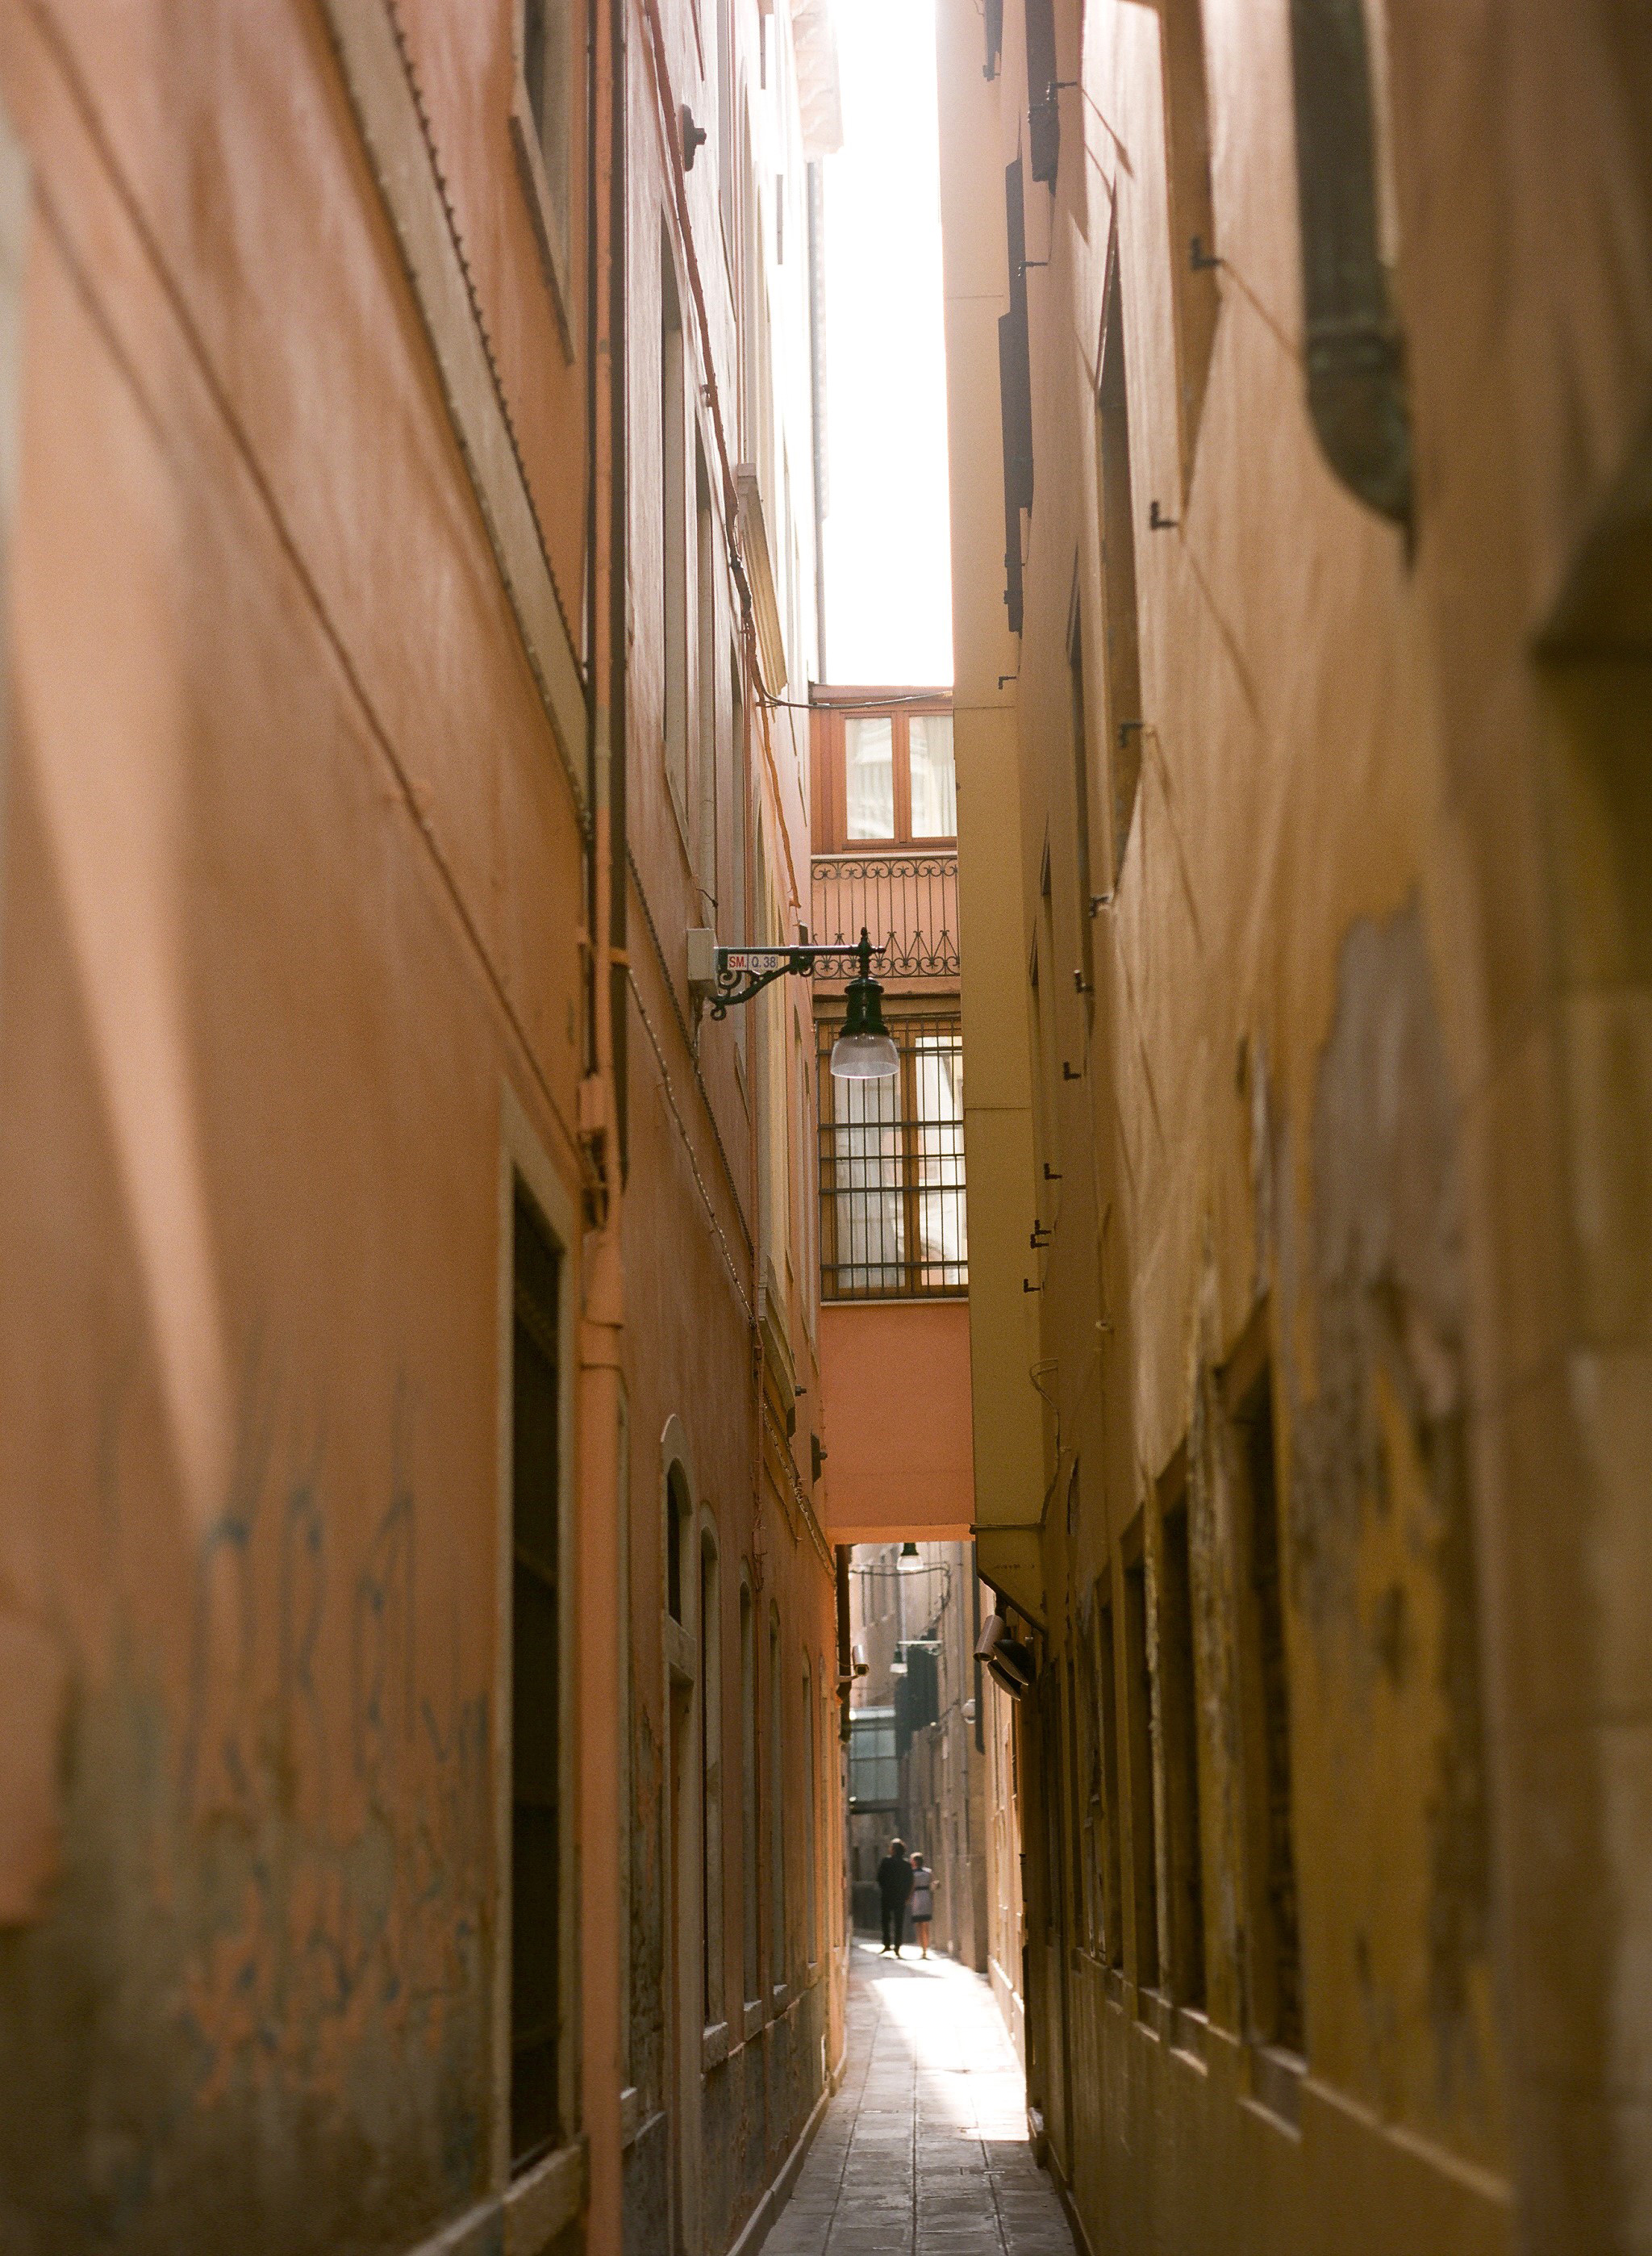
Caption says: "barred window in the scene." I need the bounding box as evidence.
[816,1013,966,1299]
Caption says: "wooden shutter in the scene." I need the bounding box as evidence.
[1025,0,1060,183]
[998,160,1034,631]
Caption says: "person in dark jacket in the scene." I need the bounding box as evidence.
[876,1838,915,1956]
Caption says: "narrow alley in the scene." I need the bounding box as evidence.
[765,1950,1072,2256]
[0,0,1647,2253]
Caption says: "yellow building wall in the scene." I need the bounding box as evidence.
[939,0,1652,2250]
[939,0,1046,1632]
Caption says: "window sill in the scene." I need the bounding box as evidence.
[702,2019,731,2070]
[743,1997,766,2042]
[1246,2043,1305,2130]
[620,2087,641,2148]
[820,1290,970,1309]
[1135,1987,1171,2041]
[504,2138,586,2256]
[812,842,958,860]
[1170,2006,1210,2069]
[664,1616,695,1683]
[770,1981,791,2014]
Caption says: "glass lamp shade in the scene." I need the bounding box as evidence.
[829,972,899,1080]
[897,1542,923,1574]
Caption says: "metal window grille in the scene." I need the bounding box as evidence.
[816,1013,967,1300]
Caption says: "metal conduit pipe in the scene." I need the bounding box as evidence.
[1287,0,1412,528]
[573,0,629,2237]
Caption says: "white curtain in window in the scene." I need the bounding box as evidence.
[845,716,895,840]
[832,1069,903,1289]
[907,715,957,838]
[913,1033,966,1285]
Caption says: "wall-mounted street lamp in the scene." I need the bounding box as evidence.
[686,924,898,1080]
[897,1541,924,1574]
[975,1611,1035,1698]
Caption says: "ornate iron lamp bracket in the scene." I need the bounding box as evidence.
[707,939,874,1019]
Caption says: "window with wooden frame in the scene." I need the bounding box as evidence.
[1096,243,1144,886]
[695,441,720,913]
[1155,1450,1207,2020]
[510,1183,566,2170]
[768,1606,786,1993]
[661,244,689,833]
[1077,1606,1102,1954]
[1229,1347,1304,2061]
[699,1528,724,2032]
[802,1656,818,1964]
[1121,1519,1161,1999]
[739,1581,760,2006]
[1066,1650,1088,1951]
[1156,0,1220,480]
[1069,595,1097,990]
[812,700,956,850]
[511,0,579,357]
[1025,0,1060,183]
[1095,1586,1124,1968]
[1039,1667,1066,1941]
[999,160,1034,633]
[816,1011,966,1300]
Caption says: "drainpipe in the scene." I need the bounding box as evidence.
[1287,0,1411,528]
[577,0,628,2237]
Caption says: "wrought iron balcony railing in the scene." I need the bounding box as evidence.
[808,853,961,982]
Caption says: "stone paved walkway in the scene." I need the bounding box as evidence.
[762,1941,1076,2256]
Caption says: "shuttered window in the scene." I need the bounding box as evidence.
[1025,0,1060,182]
[999,160,1034,633]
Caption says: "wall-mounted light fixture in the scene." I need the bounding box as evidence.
[687,924,897,1080]
[975,1611,1035,1698]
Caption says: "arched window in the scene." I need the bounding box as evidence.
[818,1653,831,1957]
[665,1464,691,1624]
[509,1179,566,2170]
[740,1581,760,2003]
[769,1606,786,1990]
[803,1655,817,1966]
[700,1525,724,2028]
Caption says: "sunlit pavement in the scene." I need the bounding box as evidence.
[761,1940,1076,2256]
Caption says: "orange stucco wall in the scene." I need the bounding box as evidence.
[819,1297,974,1542]
[0,0,843,2248]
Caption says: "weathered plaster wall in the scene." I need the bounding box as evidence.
[0,0,845,2250]
[0,0,586,2246]
[939,0,1652,2248]
[615,0,846,2244]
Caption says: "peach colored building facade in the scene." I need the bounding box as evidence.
[0,2,844,2253]
[810,689,976,1552]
